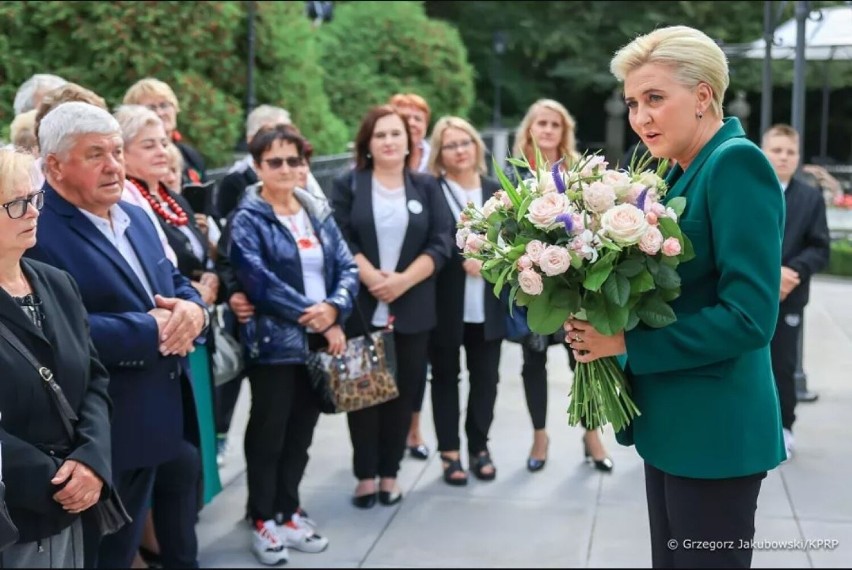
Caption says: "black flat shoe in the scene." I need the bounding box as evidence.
[351,492,377,509]
[378,489,403,506]
[408,443,430,460]
[583,438,614,473]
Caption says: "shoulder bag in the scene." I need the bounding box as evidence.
[0,321,132,538]
[0,439,19,552]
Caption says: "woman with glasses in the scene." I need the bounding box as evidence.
[229,125,358,565]
[0,147,112,568]
[123,78,207,186]
[330,105,452,509]
[427,117,506,485]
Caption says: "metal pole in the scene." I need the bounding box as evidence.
[819,60,831,160]
[492,31,505,129]
[795,321,819,402]
[760,0,774,136]
[791,1,809,158]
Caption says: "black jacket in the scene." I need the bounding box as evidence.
[782,177,831,309]
[216,167,258,225]
[432,176,507,346]
[0,259,112,543]
[330,169,453,336]
[176,139,207,185]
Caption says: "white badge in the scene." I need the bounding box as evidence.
[407,199,423,215]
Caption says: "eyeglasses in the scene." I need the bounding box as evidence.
[145,101,174,112]
[2,190,44,220]
[264,156,305,169]
[441,139,474,152]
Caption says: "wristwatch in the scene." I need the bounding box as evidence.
[200,306,211,335]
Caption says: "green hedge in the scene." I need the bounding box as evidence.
[824,239,852,277]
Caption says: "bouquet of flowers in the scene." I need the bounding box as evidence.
[457,151,694,432]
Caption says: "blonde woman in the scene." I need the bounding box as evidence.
[427,117,506,485]
[568,26,785,568]
[509,99,613,474]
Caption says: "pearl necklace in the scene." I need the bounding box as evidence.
[129,177,190,227]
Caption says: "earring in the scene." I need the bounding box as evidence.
[367,152,372,159]
[405,149,410,155]
[696,112,704,120]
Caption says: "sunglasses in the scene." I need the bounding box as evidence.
[264,156,306,169]
[2,190,44,220]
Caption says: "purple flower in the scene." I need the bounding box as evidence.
[551,159,566,193]
[636,187,650,212]
[555,213,574,233]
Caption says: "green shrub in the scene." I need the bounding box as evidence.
[316,0,475,137]
[825,239,852,277]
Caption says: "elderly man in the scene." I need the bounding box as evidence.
[12,73,67,115]
[27,102,208,568]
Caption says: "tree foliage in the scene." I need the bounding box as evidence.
[316,1,475,137]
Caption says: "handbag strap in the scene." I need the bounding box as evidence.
[0,320,78,441]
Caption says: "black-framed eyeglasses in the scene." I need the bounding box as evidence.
[441,139,474,152]
[264,156,305,169]
[2,190,44,220]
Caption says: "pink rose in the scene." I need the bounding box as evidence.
[495,190,513,208]
[580,155,609,177]
[464,233,486,254]
[518,269,544,296]
[645,212,658,225]
[661,237,682,257]
[525,240,545,263]
[538,246,572,276]
[648,202,666,217]
[517,255,533,270]
[626,182,647,205]
[481,196,501,218]
[526,193,570,229]
[583,181,616,214]
[600,204,649,246]
[638,226,663,255]
[456,227,471,250]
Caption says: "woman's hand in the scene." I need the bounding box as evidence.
[564,319,626,363]
[191,281,213,306]
[229,292,256,324]
[194,213,209,236]
[199,272,220,305]
[463,259,483,278]
[51,459,104,514]
[368,271,412,304]
[322,324,347,356]
[298,302,339,332]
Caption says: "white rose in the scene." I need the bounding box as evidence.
[601,170,632,199]
[583,181,617,214]
[638,171,664,190]
[600,203,649,246]
[580,155,609,177]
[526,193,570,229]
[538,172,560,194]
[518,269,544,296]
[538,245,572,276]
[456,227,471,250]
[481,196,501,219]
[638,225,663,255]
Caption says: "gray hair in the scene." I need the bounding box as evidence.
[246,105,291,142]
[39,102,121,158]
[113,105,165,145]
[13,74,68,115]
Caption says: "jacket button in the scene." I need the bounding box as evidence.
[263,336,271,343]
[170,372,176,380]
[49,450,55,456]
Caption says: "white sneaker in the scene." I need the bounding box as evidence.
[292,509,318,531]
[783,428,795,461]
[277,520,329,553]
[252,519,289,565]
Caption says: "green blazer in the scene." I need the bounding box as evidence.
[621,117,786,479]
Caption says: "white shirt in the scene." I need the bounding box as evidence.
[443,179,485,324]
[121,179,179,265]
[415,139,432,173]
[78,205,157,304]
[276,208,327,308]
[371,177,409,327]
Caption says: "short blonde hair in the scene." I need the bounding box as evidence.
[113,105,165,145]
[513,99,579,166]
[427,116,487,176]
[610,25,729,118]
[123,78,180,112]
[10,111,38,153]
[0,147,37,202]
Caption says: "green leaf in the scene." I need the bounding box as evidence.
[526,296,571,335]
[550,286,582,313]
[493,264,513,297]
[515,290,533,307]
[667,197,686,218]
[615,257,644,277]
[680,234,696,263]
[636,295,677,328]
[583,256,614,292]
[602,272,630,307]
[516,193,534,223]
[629,269,655,293]
[653,263,681,289]
[584,294,629,335]
[625,310,640,331]
[493,160,522,208]
[657,217,681,240]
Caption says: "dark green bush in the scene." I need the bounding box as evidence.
[825,239,852,277]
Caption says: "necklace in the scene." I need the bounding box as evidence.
[283,211,317,250]
[129,177,189,227]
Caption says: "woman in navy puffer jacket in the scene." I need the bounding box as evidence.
[229,125,358,563]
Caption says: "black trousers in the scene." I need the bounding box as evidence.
[412,365,427,414]
[96,466,157,568]
[430,323,502,454]
[152,439,201,568]
[645,463,765,568]
[347,330,429,479]
[215,375,245,435]
[770,310,801,431]
[521,340,577,430]
[244,364,320,522]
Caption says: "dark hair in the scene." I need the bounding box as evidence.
[353,105,412,170]
[248,124,307,164]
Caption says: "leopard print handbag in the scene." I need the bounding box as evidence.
[306,319,399,414]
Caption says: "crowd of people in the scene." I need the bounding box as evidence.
[0,23,832,570]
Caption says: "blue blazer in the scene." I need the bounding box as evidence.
[26,183,204,471]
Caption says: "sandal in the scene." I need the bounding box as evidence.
[440,454,468,486]
[470,450,497,481]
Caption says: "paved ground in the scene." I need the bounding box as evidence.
[198,276,852,568]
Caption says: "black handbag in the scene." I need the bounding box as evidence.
[0,321,132,538]
[0,476,19,552]
[305,302,399,414]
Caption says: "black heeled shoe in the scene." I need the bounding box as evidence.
[408,443,430,460]
[470,450,497,481]
[351,492,378,509]
[583,437,614,472]
[526,435,550,473]
[378,489,403,506]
